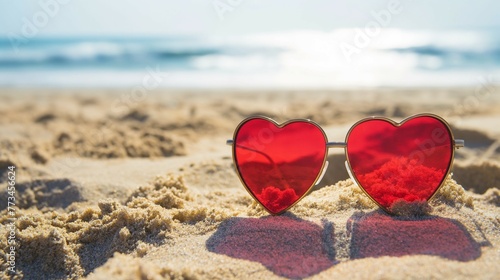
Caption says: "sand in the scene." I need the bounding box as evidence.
[0,88,499,280]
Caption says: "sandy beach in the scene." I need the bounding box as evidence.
[0,88,499,280]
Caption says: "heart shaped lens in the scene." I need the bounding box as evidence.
[233,118,327,214]
[346,115,454,213]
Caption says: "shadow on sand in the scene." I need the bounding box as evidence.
[348,211,481,261]
[206,214,337,279]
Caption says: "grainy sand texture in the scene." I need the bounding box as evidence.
[1,88,499,280]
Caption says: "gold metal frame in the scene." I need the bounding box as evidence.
[227,113,464,215]
[228,115,330,215]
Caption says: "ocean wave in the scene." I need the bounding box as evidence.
[390,45,500,70]
[0,44,221,68]
[0,29,499,87]
[0,37,284,69]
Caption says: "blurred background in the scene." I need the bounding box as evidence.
[0,0,499,88]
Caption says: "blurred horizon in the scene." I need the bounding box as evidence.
[0,0,499,88]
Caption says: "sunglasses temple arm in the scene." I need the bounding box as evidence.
[231,140,464,148]
[230,140,348,149]
[326,140,464,149]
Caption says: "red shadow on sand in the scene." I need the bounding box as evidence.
[348,211,481,261]
[206,215,337,279]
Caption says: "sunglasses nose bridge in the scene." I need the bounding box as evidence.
[326,142,347,148]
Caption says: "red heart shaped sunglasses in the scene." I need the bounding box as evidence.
[226,114,464,215]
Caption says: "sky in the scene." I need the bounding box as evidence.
[1,0,500,37]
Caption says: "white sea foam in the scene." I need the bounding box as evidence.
[0,29,498,88]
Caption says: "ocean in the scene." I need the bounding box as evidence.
[0,28,499,88]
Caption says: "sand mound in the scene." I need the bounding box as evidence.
[0,175,188,279]
[483,188,500,206]
[50,126,186,159]
[0,174,234,279]
[453,162,500,193]
[295,179,376,216]
[86,253,196,280]
[0,179,84,210]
